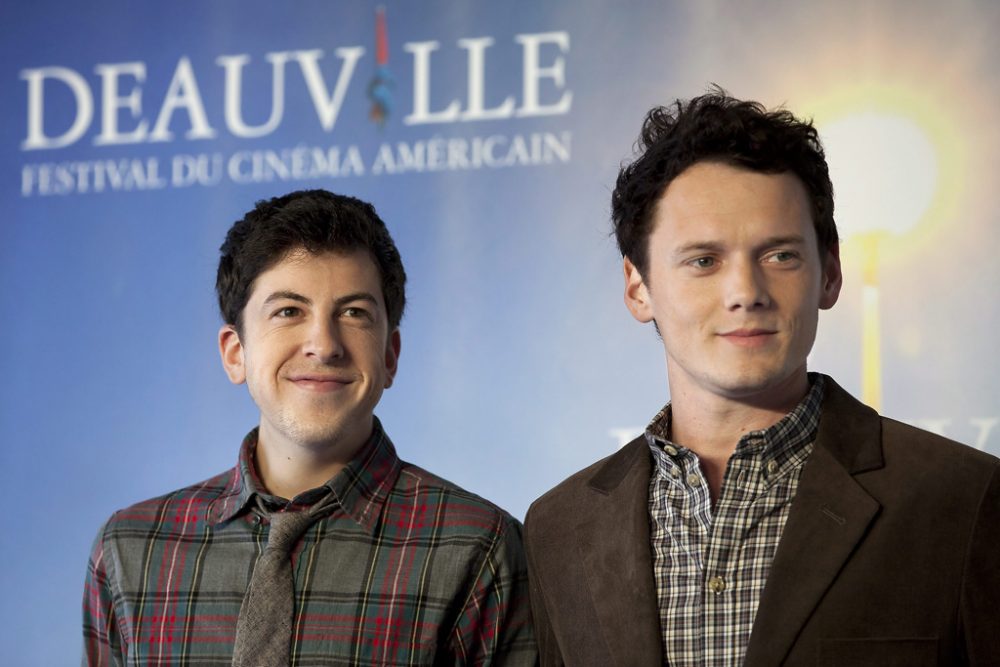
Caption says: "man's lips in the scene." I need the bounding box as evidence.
[287,374,353,391]
[718,328,778,348]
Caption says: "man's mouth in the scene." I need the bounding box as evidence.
[287,374,353,391]
[718,328,778,348]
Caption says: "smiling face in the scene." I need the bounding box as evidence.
[624,161,842,410]
[219,248,400,458]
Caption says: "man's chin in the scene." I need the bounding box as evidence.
[291,418,374,453]
[711,370,806,406]
[293,426,353,450]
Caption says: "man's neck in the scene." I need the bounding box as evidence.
[667,373,810,501]
[254,422,371,501]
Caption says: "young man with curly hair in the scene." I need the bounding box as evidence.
[524,92,1000,666]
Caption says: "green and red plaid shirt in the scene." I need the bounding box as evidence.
[82,419,537,665]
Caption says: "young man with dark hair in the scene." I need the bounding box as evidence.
[83,190,536,665]
[524,93,1000,665]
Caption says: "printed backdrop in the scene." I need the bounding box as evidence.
[2,1,998,662]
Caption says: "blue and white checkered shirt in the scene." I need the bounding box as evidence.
[646,374,825,666]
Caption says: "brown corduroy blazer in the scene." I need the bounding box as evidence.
[524,377,1000,666]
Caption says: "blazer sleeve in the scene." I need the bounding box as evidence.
[524,506,564,667]
[960,460,1000,664]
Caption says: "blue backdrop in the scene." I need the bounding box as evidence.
[2,1,999,662]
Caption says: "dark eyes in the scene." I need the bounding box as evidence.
[764,251,799,264]
[271,305,373,321]
[343,307,370,319]
[685,250,799,270]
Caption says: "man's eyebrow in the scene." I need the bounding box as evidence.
[262,290,311,307]
[673,241,725,256]
[759,234,806,248]
[672,235,807,256]
[334,292,379,308]
[262,291,379,309]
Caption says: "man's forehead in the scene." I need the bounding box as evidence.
[659,163,808,206]
[249,247,384,303]
[650,208,815,246]
[651,166,814,245]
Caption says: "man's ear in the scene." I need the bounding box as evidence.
[819,243,843,310]
[624,257,655,323]
[218,324,247,385]
[383,328,401,389]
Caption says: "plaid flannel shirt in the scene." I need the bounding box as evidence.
[83,419,536,666]
[646,374,825,666]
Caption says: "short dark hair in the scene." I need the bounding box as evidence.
[612,89,838,277]
[216,189,406,331]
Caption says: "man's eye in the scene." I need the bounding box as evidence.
[691,257,715,269]
[766,251,798,263]
[343,307,370,319]
[276,307,300,318]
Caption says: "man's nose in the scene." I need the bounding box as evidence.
[302,318,345,361]
[723,260,771,311]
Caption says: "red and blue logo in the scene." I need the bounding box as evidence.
[367,7,393,127]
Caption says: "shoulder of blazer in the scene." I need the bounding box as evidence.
[818,375,999,476]
[813,376,884,474]
[526,435,650,531]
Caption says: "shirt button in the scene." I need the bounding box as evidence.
[708,576,727,594]
[664,445,678,456]
[670,467,681,478]
[766,460,779,475]
[687,473,700,486]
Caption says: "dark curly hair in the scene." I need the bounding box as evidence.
[612,89,838,278]
[216,189,406,332]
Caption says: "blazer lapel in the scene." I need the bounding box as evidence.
[745,378,884,666]
[577,438,663,666]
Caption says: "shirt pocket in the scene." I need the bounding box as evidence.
[817,637,938,666]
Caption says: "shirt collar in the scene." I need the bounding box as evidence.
[645,373,826,466]
[207,417,402,534]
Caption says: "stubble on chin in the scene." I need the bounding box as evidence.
[273,414,351,451]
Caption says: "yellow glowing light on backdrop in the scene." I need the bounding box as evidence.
[803,85,967,410]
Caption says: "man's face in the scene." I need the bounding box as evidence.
[219,248,400,454]
[624,161,842,407]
